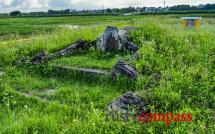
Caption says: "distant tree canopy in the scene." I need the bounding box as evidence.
[169,5,195,11]
[10,11,22,16]
[48,9,72,15]
[23,12,47,16]
[3,3,215,17]
[202,4,215,10]
[169,4,215,11]
[121,6,136,13]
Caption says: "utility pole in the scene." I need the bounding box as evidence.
[102,5,104,13]
[164,1,166,7]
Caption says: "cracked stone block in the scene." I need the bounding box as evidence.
[97,26,138,53]
[96,26,122,52]
[111,60,138,80]
[107,91,148,114]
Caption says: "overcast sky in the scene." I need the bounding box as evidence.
[0,0,215,13]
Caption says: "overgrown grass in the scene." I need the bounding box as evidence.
[0,15,215,133]
[49,50,130,69]
[0,16,134,41]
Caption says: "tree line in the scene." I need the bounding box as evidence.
[1,4,215,17]
[169,4,215,11]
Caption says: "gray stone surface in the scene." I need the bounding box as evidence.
[107,91,148,114]
[118,26,134,44]
[123,41,138,53]
[111,60,138,80]
[30,50,47,64]
[52,65,109,75]
[96,26,122,52]
[51,40,89,59]
[96,26,138,53]
[29,40,90,64]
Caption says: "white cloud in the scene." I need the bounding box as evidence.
[96,0,145,8]
[0,0,13,6]
[0,0,49,9]
[21,0,49,8]
[0,0,215,12]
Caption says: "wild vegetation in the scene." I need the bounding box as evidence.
[0,15,214,133]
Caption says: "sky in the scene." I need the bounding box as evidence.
[0,0,215,13]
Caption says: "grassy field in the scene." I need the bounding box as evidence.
[0,15,215,133]
[0,16,134,41]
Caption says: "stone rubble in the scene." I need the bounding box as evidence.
[107,91,148,114]
[111,60,138,80]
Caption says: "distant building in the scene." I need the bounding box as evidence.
[145,7,157,12]
[123,13,138,16]
[145,7,169,13]
[197,4,204,9]
[163,7,170,12]
[137,8,141,13]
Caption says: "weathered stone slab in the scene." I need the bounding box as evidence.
[50,40,89,58]
[30,40,89,64]
[96,26,138,53]
[52,65,109,75]
[30,50,47,64]
[96,26,122,52]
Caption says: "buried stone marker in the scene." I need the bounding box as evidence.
[96,26,122,52]
[107,91,148,114]
[22,26,138,65]
[96,26,138,53]
[30,50,47,64]
[29,40,91,64]
[50,40,90,58]
[15,26,139,81]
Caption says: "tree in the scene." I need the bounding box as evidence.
[202,4,215,10]
[107,8,112,13]
[10,11,22,16]
[64,9,70,14]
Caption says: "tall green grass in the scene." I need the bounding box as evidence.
[0,16,215,133]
